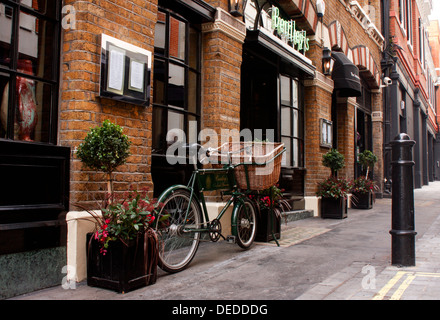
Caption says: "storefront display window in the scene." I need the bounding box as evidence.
[0,0,60,143]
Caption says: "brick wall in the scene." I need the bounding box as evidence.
[304,76,334,195]
[303,0,383,196]
[201,6,245,145]
[60,0,157,205]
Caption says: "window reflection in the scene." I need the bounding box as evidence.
[0,3,14,67]
[14,77,52,142]
[18,11,56,80]
[153,59,165,105]
[20,0,57,19]
[169,16,186,61]
[168,63,184,109]
[0,73,11,139]
[0,0,60,143]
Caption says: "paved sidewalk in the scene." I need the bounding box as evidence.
[9,181,440,301]
[297,182,440,300]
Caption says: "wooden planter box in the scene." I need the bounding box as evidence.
[256,208,281,242]
[321,197,347,219]
[351,191,373,209]
[86,232,158,293]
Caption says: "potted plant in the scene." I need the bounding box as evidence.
[316,176,351,219]
[322,148,345,177]
[358,149,377,180]
[76,119,131,196]
[84,187,160,293]
[250,185,291,242]
[318,149,350,219]
[76,120,158,293]
[352,150,378,209]
[351,176,375,209]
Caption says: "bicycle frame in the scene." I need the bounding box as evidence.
[156,165,251,238]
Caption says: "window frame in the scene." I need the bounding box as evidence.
[406,0,413,47]
[279,74,304,169]
[0,0,61,144]
[152,7,201,155]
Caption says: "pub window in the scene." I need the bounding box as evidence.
[152,8,201,154]
[280,75,304,168]
[0,0,60,143]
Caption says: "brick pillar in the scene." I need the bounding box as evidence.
[371,91,384,196]
[304,72,335,196]
[337,97,356,179]
[201,8,246,146]
[60,0,157,204]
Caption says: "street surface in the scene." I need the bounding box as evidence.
[10,181,440,304]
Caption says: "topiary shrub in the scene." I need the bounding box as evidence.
[358,150,377,179]
[76,119,131,196]
[322,149,345,177]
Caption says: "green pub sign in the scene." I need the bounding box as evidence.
[271,6,310,52]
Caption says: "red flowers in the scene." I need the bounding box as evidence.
[351,176,376,194]
[91,186,160,255]
[316,176,352,199]
[248,185,285,209]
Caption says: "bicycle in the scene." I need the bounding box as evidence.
[154,142,285,273]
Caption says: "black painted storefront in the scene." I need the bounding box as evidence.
[241,29,315,209]
[0,140,70,298]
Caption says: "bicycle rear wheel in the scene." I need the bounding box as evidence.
[155,189,202,273]
[235,198,257,249]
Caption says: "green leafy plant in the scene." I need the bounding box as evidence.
[322,149,345,177]
[316,176,352,200]
[85,186,161,255]
[358,150,377,179]
[351,176,375,194]
[248,185,291,223]
[76,119,131,195]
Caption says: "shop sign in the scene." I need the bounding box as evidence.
[271,6,310,52]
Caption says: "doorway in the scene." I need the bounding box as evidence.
[241,47,306,209]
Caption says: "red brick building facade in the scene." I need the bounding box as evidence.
[0,0,385,297]
[59,0,385,207]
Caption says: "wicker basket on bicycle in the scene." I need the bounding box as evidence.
[211,142,285,191]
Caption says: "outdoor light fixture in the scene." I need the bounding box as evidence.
[322,47,334,75]
[316,0,325,17]
[229,0,247,17]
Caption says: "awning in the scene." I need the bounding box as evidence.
[331,52,362,97]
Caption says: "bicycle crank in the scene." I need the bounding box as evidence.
[208,219,223,242]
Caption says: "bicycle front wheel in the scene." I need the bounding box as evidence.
[235,198,257,249]
[155,189,202,273]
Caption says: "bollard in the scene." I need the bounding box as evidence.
[389,133,417,266]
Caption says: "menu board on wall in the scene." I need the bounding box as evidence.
[99,34,151,106]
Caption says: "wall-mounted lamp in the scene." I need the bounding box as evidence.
[322,47,334,75]
[316,0,326,18]
[229,0,247,17]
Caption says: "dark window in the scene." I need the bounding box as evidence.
[0,0,60,143]
[280,74,304,168]
[152,8,201,155]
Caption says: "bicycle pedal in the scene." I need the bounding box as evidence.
[226,235,236,244]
